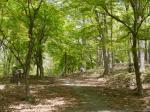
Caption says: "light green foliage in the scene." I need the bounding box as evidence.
[0,0,150,76]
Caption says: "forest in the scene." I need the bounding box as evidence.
[0,0,150,111]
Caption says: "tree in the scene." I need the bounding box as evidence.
[33,3,63,78]
[99,0,150,95]
[94,9,111,76]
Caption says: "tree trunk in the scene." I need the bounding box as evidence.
[35,46,44,78]
[3,50,12,76]
[102,13,110,76]
[94,9,111,76]
[96,46,100,68]
[145,40,148,62]
[36,65,39,77]
[39,47,44,77]
[128,38,134,73]
[24,18,35,97]
[139,40,145,72]
[108,51,113,72]
[89,54,94,69]
[36,53,40,77]
[148,41,150,64]
[128,49,133,64]
[102,47,109,76]
[132,34,143,95]
[110,1,113,72]
[24,41,34,97]
[62,52,67,77]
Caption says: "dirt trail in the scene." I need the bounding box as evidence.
[1,74,150,112]
[56,77,146,112]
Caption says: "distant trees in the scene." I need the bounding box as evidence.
[61,0,150,95]
[99,0,150,95]
[94,9,111,76]
[0,0,150,97]
[0,0,64,98]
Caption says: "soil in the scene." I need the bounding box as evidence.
[0,72,150,112]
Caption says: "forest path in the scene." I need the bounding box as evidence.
[55,76,147,112]
[1,73,150,112]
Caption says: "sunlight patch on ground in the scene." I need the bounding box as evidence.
[10,97,66,112]
[61,83,99,87]
[58,78,106,87]
[143,84,150,89]
[30,85,47,94]
[82,71,100,77]
[97,111,117,112]
[0,85,5,90]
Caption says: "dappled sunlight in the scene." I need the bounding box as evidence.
[57,77,107,87]
[143,84,150,89]
[30,85,47,94]
[0,0,150,111]
[0,84,5,90]
[97,110,115,112]
[10,97,67,112]
[0,71,149,112]
[61,83,98,87]
[0,74,149,111]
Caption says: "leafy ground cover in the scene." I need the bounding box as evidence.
[0,71,150,112]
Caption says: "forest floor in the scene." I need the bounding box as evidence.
[1,69,150,112]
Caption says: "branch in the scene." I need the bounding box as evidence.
[117,31,131,41]
[0,28,7,46]
[2,41,24,67]
[40,14,46,43]
[101,5,133,33]
[136,1,150,34]
[27,0,31,18]
[0,28,24,67]
[137,14,150,33]
[33,0,43,18]
[17,0,29,17]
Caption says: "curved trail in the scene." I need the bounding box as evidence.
[6,74,149,112]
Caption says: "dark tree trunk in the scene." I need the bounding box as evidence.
[102,47,109,76]
[96,46,100,68]
[102,13,110,76]
[145,40,148,62]
[35,52,40,77]
[39,47,44,77]
[89,54,94,69]
[94,10,110,76]
[146,40,150,64]
[132,33,143,95]
[35,47,44,78]
[36,57,40,77]
[24,18,35,97]
[148,41,150,64]
[62,52,67,77]
[24,42,34,97]
[36,65,39,77]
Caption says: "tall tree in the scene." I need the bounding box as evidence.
[19,0,43,97]
[100,0,150,95]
